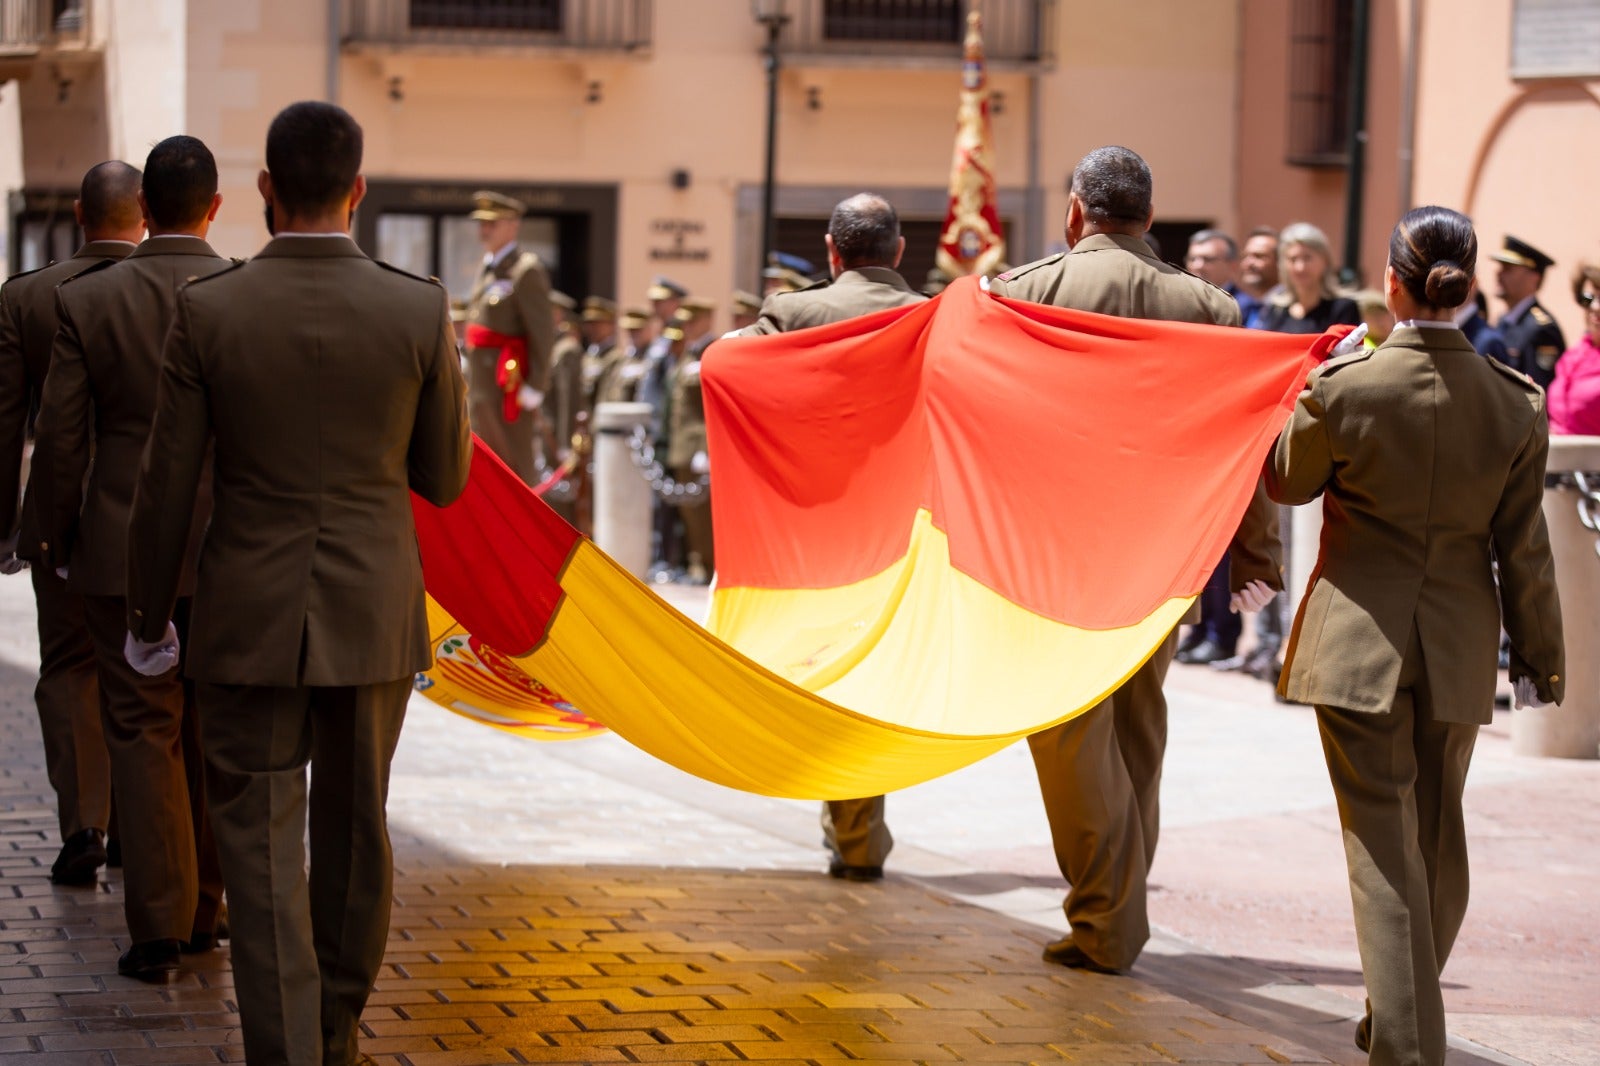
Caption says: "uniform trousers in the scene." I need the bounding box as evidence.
[1026,626,1178,970]
[30,565,110,840]
[672,466,713,575]
[468,346,535,484]
[196,677,410,1066]
[821,796,893,868]
[1315,635,1476,1066]
[82,595,221,941]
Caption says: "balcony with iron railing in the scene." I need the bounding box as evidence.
[780,0,1055,70]
[0,0,89,56]
[342,0,652,54]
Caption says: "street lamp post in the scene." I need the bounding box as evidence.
[752,0,789,291]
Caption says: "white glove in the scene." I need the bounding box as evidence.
[1330,322,1369,358]
[54,566,69,581]
[1229,579,1276,614]
[690,450,710,475]
[0,533,24,575]
[125,622,181,677]
[1512,677,1550,710]
[516,385,544,411]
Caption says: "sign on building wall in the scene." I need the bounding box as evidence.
[1511,0,1600,79]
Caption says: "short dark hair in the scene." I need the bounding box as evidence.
[1070,146,1152,227]
[78,160,143,232]
[142,135,217,229]
[1187,229,1237,258]
[265,101,363,215]
[1389,205,1477,310]
[828,193,900,269]
[1246,225,1279,242]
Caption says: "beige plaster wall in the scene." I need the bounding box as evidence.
[1236,0,1410,290]
[1412,0,1600,346]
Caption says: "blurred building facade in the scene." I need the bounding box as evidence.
[0,0,1594,339]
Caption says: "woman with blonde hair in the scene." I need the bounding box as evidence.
[1268,205,1563,1064]
[1258,221,1361,333]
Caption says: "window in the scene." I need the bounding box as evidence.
[375,210,559,304]
[822,0,962,44]
[409,0,561,33]
[1285,0,1353,167]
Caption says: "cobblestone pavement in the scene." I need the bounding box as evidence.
[2,577,1592,1065]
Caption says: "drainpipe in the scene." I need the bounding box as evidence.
[1396,0,1421,214]
[1338,0,1371,286]
[1025,68,1042,262]
[327,0,341,103]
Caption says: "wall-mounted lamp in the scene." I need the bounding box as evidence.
[805,85,822,111]
[52,67,71,104]
[990,90,1005,116]
[387,75,404,103]
[670,168,691,190]
[585,80,603,104]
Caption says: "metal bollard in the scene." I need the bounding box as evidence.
[592,401,655,579]
[1515,435,1600,759]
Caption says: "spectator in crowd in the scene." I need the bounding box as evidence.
[1352,289,1396,348]
[1267,205,1562,1066]
[729,290,762,331]
[1257,222,1361,334]
[1234,225,1280,328]
[1492,235,1566,389]
[1547,263,1600,436]
[1184,229,1238,290]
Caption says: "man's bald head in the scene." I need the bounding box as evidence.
[827,192,902,271]
[77,161,144,236]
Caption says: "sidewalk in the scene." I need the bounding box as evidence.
[1,577,1593,1065]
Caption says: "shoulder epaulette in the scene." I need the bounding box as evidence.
[1530,305,1554,326]
[1317,346,1376,376]
[375,259,444,287]
[57,257,118,287]
[1484,354,1541,392]
[180,258,248,289]
[776,278,830,296]
[996,253,1064,282]
[2,263,51,286]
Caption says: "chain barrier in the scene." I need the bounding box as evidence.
[626,425,711,506]
[1548,471,1600,559]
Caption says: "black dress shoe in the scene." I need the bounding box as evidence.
[105,835,122,868]
[1243,647,1282,682]
[1040,936,1125,974]
[827,860,884,882]
[50,828,107,886]
[1176,627,1207,656]
[118,939,181,983]
[1176,639,1232,665]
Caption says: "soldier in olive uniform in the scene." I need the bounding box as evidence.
[541,290,584,525]
[0,161,143,886]
[1492,236,1566,388]
[730,290,762,331]
[666,321,712,583]
[579,295,618,415]
[598,308,653,404]
[990,147,1281,975]
[465,191,555,483]
[741,193,927,883]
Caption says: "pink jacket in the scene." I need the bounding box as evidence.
[1548,335,1600,436]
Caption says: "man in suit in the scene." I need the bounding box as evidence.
[0,161,143,885]
[465,190,555,483]
[31,136,230,980]
[990,146,1282,973]
[125,102,471,1066]
[741,192,927,882]
[1493,235,1566,388]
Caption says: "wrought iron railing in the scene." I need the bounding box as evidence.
[782,0,1054,67]
[343,0,652,51]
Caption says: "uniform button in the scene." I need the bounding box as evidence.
[40,541,48,551]
[1550,674,1560,683]
[133,609,143,618]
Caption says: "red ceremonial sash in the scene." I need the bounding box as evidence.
[466,323,528,423]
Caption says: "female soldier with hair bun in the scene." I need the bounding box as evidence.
[1267,205,1564,1065]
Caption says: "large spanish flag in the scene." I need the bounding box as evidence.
[412,277,1322,798]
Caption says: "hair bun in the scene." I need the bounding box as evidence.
[1424,260,1471,308]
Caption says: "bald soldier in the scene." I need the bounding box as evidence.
[0,161,144,886]
[990,146,1281,974]
[464,190,555,483]
[741,193,927,882]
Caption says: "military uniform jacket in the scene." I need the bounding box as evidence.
[542,329,585,456]
[0,240,135,542]
[467,244,555,391]
[31,237,231,595]
[990,232,1281,602]
[741,266,927,335]
[667,356,706,469]
[1498,298,1565,389]
[1268,325,1563,719]
[126,236,471,687]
